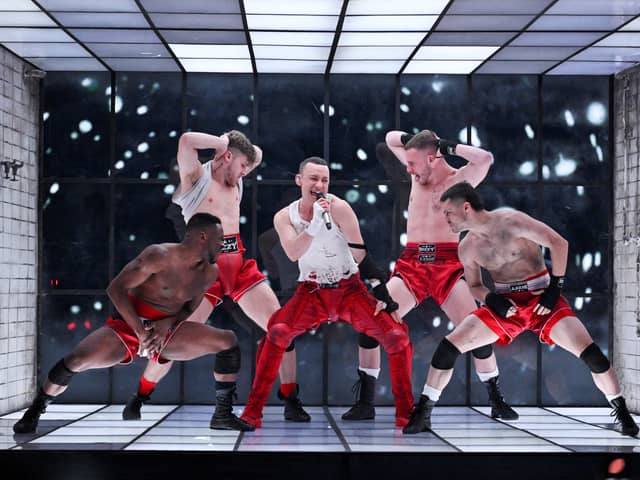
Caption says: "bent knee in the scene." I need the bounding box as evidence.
[379,327,409,354]
[267,323,295,350]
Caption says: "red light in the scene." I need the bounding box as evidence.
[67,321,76,331]
[84,320,91,329]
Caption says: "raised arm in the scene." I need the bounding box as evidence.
[106,245,168,340]
[177,132,229,189]
[246,145,263,175]
[385,130,410,166]
[273,208,315,262]
[452,143,494,187]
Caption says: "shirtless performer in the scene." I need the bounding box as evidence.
[14,214,254,433]
[403,182,638,437]
[343,130,517,422]
[123,131,309,423]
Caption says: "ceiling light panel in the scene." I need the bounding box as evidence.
[426,32,517,45]
[26,57,107,70]
[436,15,535,31]
[50,12,149,28]
[0,1,40,11]
[403,60,484,74]
[339,32,426,46]
[3,42,90,57]
[346,0,449,15]
[140,0,240,13]
[0,12,56,27]
[547,0,640,15]
[492,46,580,60]
[334,46,415,60]
[253,45,330,60]
[244,0,342,15]
[104,58,180,71]
[160,30,247,44]
[446,0,555,14]
[413,46,500,61]
[621,18,640,30]
[246,14,338,31]
[475,60,559,74]
[547,60,636,75]
[341,15,438,31]
[572,46,640,61]
[256,60,326,73]
[87,42,171,57]
[149,13,243,29]
[528,15,633,31]
[251,31,334,46]
[178,58,253,72]
[170,44,249,59]
[0,27,74,42]
[331,60,404,73]
[511,32,604,46]
[37,0,140,11]
[595,32,640,47]
[70,28,161,43]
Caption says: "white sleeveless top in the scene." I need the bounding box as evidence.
[172,160,243,222]
[288,195,359,284]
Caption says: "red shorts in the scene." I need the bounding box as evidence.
[392,242,464,306]
[105,295,187,365]
[204,233,265,306]
[473,278,575,346]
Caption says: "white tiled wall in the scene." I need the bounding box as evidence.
[614,64,640,412]
[0,47,39,414]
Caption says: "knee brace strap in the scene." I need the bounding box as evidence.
[48,359,76,386]
[431,338,461,370]
[471,344,493,360]
[214,345,241,374]
[285,340,295,352]
[358,333,379,349]
[580,343,610,374]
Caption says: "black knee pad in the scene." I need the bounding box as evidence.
[285,340,295,352]
[471,344,493,360]
[358,333,379,349]
[214,345,241,374]
[580,343,610,374]
[48,359,76,386]
[431,338,461,370]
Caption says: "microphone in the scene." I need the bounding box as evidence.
[314,192,332,230]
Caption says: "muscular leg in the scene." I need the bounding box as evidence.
[441,280,518,420]
[549,315,638,436]
[238,281,309,421]
[123,298,214,420]
[14,327,128,433]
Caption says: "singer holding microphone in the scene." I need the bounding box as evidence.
[240,156,414,429]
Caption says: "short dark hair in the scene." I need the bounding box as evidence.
[185,213,222,232]
[440,182,484,211]
[299,156,328,174]
[404,129,439,152]
[225,130,256,165]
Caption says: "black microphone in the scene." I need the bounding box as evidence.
[314,192,332,230]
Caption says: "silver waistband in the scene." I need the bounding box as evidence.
[493,272,550,294]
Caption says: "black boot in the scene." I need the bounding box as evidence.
[485,375,519,420]
[13,388,53,434]
[402,394,435,434]
[210,386,255,431]
[122,391,152,420]
[278,384,311,422]
[342,370,376,420]
[610,397,639,437]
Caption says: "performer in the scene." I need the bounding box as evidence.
[123,131,309,423]
[344,130,517,422]
[14,214,253,433]
[403,182,638,437]
[240,156,414,428]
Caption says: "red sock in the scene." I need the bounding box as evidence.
[138,376,157,397]
[279,382,296,398]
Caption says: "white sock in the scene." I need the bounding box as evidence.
[422,384,442,402]
[359,367,380,379]
[477,368,499,383]
[606,392,622,404]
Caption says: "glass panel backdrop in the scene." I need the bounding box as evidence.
[40,73,612,408]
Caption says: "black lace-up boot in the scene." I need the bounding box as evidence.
[13,388,54,434]
[402,395,436,434]
[485,376,519,420]
[210,385,254,431]
[278,384,311,422]
[342,370,376,420]
[610,397,639,437]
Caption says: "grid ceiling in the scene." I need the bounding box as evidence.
[0,0,639,75]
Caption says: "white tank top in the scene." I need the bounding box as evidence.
[288,196,359,284]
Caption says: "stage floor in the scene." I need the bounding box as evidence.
[2,404,639,453]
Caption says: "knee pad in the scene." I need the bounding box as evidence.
[431,338,461,370]
[580,343,610,374]
[48,359,76,386]
[214,345,241,374]
[471,344,493,360]
[285,340,295,352]
[358,333,379,350]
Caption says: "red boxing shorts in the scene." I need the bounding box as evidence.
[204,233,265,306]
[106,295,187,364]
[392,242,464,306]
[472,271,575,345]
